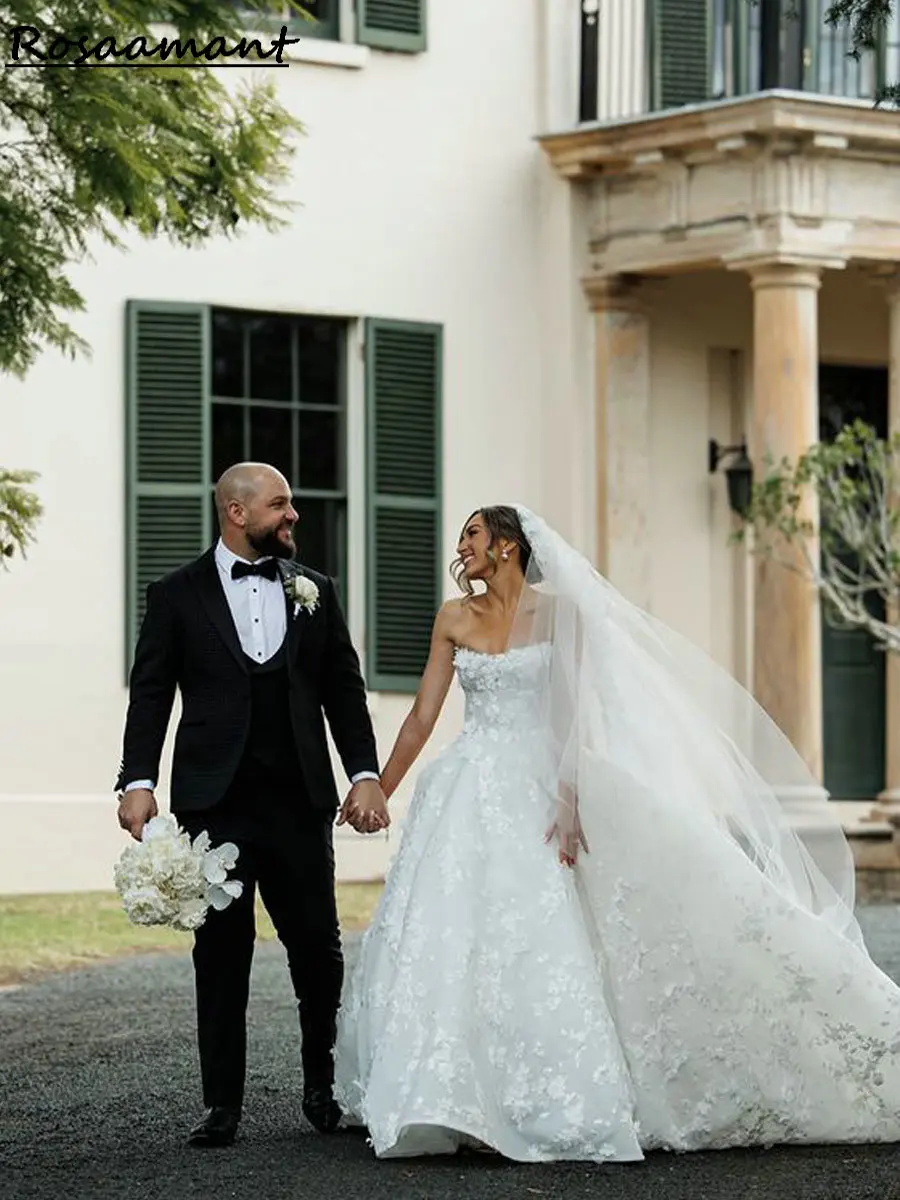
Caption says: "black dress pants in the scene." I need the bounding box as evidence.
[180,776,341,1111]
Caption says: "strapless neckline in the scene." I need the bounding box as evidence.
[452,643,548,662]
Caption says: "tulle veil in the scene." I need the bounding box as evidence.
[505,506,864,949]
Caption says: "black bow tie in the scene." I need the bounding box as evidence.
[231,558,279,582]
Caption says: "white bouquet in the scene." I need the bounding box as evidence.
[114,814,243,932]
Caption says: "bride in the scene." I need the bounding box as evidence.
[334,504,900,1163]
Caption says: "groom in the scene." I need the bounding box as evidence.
[115,462,389,1148]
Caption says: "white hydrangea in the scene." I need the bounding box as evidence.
[114,814,243,932]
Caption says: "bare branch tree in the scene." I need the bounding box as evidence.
[734,421,900,654]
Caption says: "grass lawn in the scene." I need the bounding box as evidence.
[0,882,383,987]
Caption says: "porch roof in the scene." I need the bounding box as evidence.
[539,91,900,279]
[539,90,900,179]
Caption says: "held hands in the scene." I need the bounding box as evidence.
[337,779,390,835]
[117,788,158,841]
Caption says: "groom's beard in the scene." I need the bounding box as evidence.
[247,524,296,560]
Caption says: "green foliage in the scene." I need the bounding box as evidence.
[769,3,898,101]
[735,421,900,652]
[0,467,43,565]
[825,0,900,102]
[0,1,309,376]
[825,0,893,52]
[0,3,311,568]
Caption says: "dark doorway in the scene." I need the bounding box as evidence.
[818,364,887,800]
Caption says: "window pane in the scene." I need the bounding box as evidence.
[250,406,293,481]
[212,403,246,481]
[297,319,341,406]
[212,311,244,398]
[298,410,339,490]
[234,2,337,37]
[294,496,344,580]
[249,315,293,403]
[301,1,333,24]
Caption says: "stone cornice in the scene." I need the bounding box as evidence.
[549,92,900,278]
[539,90,900,180]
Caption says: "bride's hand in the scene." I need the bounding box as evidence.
[543,810,589,868]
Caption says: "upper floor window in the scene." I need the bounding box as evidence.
[231,0,427,51]
[234,2,339,42]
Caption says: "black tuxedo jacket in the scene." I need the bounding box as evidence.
[115,549,379,814]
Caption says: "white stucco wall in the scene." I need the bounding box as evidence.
[0,0,604,893]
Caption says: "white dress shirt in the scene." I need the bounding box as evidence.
[214,537,287,666]
[124,538,378,792]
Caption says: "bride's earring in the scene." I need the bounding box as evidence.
[501,550,509,561]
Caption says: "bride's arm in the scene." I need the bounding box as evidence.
[380,603,457,800]
[544,601,590,867]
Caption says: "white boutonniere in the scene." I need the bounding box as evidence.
[286,572,319,617]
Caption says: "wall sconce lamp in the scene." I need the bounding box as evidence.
[708,438,754,517]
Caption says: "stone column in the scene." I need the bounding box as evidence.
[747,261,824,779]
[582,275,652,607]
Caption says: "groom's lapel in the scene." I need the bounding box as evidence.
[189,549,247,673]
[279,561,310,671]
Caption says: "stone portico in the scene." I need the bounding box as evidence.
[541,91,900,815]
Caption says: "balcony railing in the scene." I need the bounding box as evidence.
[578,0,900,125]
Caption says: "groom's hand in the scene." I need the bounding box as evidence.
[337,780,390,835]
[117,788,158,841]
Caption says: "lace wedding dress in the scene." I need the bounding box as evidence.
[334,641,900,1162]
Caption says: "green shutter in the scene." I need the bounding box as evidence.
[365,319,442,692]
[653,0,710,109]
[357,0,426,52]
[125,301,211,677]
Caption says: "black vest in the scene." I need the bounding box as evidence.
[235,639,304,786]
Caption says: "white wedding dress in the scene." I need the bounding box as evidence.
[335,641,900,1162]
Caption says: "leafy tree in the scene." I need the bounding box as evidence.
[825,0,893,61]
[0,2,307,563]
[0,0,307,376]
[0,468,43,566]
[806,1,898,102]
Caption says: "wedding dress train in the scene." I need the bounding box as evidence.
[335,642,900,1162]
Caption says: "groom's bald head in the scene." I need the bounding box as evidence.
[214,462,281,526]
[214,462,297,559]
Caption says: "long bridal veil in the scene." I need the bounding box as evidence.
[506,506,864,950]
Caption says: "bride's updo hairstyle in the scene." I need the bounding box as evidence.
[451,505,534,596]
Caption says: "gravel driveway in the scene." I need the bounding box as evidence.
[2,907,900,1200]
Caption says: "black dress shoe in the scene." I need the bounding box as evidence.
[302,1086,342,1134]
[188,1106,241,1147]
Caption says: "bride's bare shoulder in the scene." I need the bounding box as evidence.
[434,596,466,631]
[435,595,482,640]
